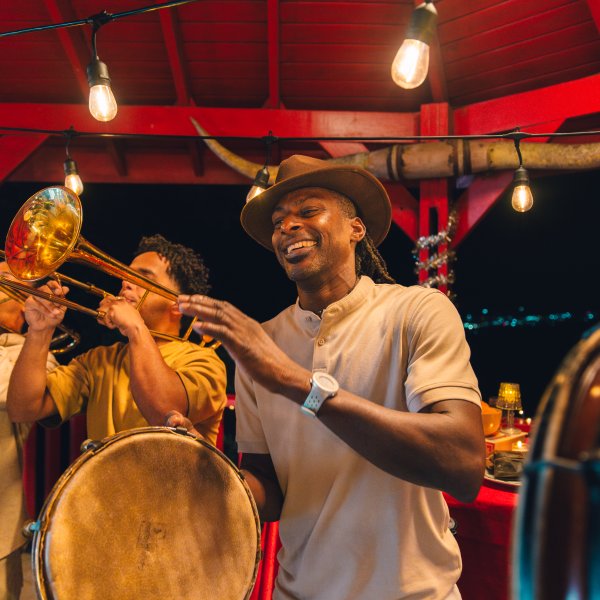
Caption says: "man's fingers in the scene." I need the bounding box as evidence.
[165,410,193,430]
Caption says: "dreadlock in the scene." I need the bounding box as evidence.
[332,192,396,285]
[355,233,396,284]
[134,234,211,295]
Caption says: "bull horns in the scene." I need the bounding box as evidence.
[190,118,278,183]
[190,117,600,182]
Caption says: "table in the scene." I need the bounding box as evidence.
[444,480,519,600]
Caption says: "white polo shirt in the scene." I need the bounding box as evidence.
[236,276,481,600]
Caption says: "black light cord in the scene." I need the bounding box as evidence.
[1,125,600,145]
[0,0,201,39]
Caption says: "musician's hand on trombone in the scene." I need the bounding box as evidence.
[97,294,145,337]
[24,280,68,332]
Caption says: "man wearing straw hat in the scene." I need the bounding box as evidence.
[7,235,226,447]
[0,262,57,600]
[172,155,485,599]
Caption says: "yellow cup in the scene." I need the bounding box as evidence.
[481,402,502,436]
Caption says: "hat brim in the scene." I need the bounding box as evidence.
[240,165,392,250]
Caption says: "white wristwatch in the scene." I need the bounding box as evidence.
[301,372,339,417]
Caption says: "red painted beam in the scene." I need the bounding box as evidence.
[0,104,420,139]
[586,0,600,32]
[264,0,280,108]
[453,73,600,134]
[419,104,450,293]
[7,142,258,186]
[159,4,192,105]
[42,0,90,99]
[452,173,513,248]
[0,134,49,181]
[385,183,418,241]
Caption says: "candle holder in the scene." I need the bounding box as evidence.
[496,382,522,435]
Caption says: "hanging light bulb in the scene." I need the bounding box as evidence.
[87,20,117,122]
[246,133,275,202]
[63,128,84,196]
[87,58,118,122]
[511,166,533,212]
[64,157,84,196]
[391,1,438,89]
[246,166,270,202]
[511,135,533,212]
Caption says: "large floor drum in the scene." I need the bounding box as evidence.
[512,326,600,600]
[31,427,261,599]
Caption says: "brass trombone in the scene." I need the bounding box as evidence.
[0,255,80,354]
[1,186,213,346]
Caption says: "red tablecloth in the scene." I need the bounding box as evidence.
[444,480,519,600]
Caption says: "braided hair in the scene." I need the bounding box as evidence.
[134,234,211,295]
[332,192,396,285]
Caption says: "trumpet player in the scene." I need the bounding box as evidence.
[6,235,227,446]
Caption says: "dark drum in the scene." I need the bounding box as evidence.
[30,427,261,600]
[512,325,600,600]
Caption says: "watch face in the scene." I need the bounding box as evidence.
[313,371,339,394]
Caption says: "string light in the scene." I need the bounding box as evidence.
[87,13,118,122]
[246,167,270,202]
[391,1,438,90]
[63,128,83,195]
[511,134,534,212]
[246,132,275,202]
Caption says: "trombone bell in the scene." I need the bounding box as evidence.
[5,186,81,281]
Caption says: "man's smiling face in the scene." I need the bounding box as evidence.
[271,187,364,284]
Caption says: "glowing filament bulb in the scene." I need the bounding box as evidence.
[511,186,533,212]
[391,39,430,89]
[64,158,84,196]
[87,58,118,122]
[511,166,533,212]
[89,84,118,122]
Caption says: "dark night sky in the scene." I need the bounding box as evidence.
[1,168,598,417]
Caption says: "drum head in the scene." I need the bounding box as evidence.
[33,428,260,600]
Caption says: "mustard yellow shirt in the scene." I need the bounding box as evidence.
[46,340,226,445]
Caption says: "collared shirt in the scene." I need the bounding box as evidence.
[46,340,227,445]
[236,276,481,600]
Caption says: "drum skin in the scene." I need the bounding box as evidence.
[512,326,600,600]
[32,427,261,600]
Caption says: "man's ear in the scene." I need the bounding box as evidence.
[350,217,367,243]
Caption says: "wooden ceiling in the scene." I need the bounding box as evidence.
[1,0,600,236]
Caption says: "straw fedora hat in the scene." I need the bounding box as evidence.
[240,154,392,250]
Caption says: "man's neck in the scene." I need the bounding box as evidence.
[297,272,359,315]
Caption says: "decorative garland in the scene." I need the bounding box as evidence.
[413,211,458,295]
[463,309,598,332]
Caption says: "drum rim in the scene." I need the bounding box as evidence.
[512,325,600,600]
[31,426,261,600]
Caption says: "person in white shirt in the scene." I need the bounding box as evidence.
[0,262,57,600]
[169,155,485,599]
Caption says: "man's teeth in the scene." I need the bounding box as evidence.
[286,241,316,255]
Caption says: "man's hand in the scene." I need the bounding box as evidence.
[24,280,68,332]
[98,295,145,338]
[165,410,203,438]
[178,294,309,397]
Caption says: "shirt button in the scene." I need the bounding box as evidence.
[317,338,325,346]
